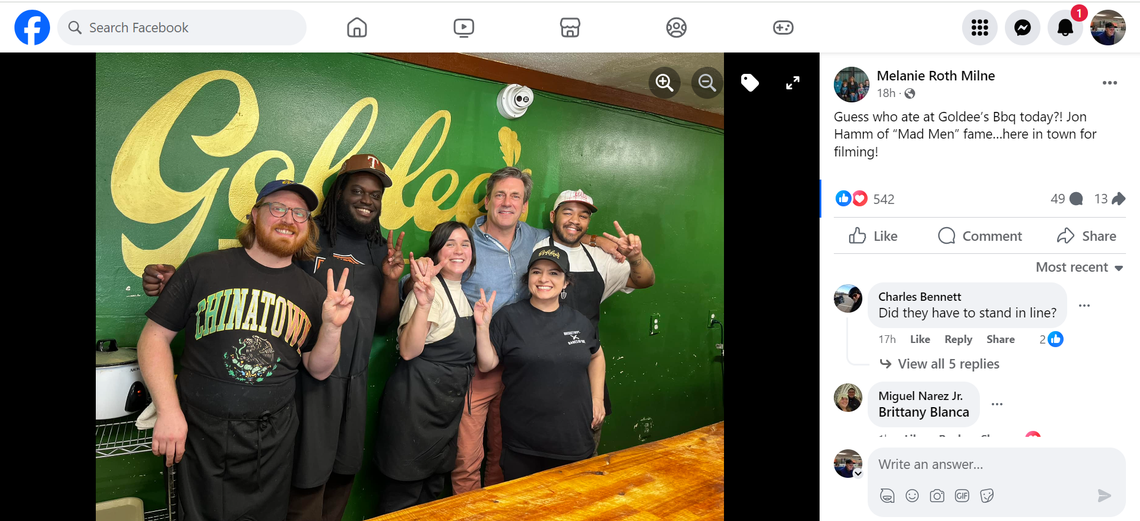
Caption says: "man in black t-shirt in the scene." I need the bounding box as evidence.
[139,180,355,521]
[142,156,407,521]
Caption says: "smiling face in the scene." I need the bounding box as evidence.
[337,173,383,233]
[838,397,849,409]
[435,227,472,281]
[484,177,528,230]
[906,490,919,502]
[528,259,568,302]
[550,201,592,247]
[252,191,310,258]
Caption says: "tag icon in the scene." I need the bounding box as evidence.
[741,74,759,92]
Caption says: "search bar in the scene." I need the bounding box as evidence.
[59,10,305,45]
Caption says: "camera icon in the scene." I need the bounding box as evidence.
[930,489,945,502]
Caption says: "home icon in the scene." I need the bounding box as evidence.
[347,18,366,38]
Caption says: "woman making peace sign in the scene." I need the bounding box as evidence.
[473,248,604,481]
[372,222,479,514]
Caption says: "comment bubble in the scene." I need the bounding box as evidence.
[868,382,979,427]
[868,283,1066,328]
[868,448,1124,517]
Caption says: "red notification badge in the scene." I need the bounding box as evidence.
[1070,5,1088,22]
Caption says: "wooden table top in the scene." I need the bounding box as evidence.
[367,421,725,520]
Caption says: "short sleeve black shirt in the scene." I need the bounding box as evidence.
[146,247,326,385]
[490,300,599,460]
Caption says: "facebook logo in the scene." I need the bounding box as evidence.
[15,10,50,45]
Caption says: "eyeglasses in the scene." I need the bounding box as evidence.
[256,202,310,223]
[349,187,383,202]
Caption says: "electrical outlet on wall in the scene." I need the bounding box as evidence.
[650,313,661,335]
[708,310,718,328]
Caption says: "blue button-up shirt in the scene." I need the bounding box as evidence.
[463,215,549,314]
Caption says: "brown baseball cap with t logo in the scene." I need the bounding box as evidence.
[338,154,393,188]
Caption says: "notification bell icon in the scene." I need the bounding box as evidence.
[1057,19,1073,36]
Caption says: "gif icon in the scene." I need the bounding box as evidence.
[955,489,970,502]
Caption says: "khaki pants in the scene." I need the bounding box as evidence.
[451,366,505,494]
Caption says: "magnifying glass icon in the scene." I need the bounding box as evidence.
[69,21,81,34]
[699,74,716,92]
[655,73,674,93]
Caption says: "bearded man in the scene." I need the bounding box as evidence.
[138,180,355,521]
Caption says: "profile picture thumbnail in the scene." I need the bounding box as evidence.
[834,449,863,478]
[835,383,863,412]
[1091,11,1126,45]
[834,284,862,313]
[835,67,870,103]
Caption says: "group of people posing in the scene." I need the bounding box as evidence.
[835,74,870,102]
[137,155,655,521]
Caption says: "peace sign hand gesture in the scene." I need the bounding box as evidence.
[408,252,443,308]
[323,268,355,328]
[474,288,497,328]
[601,221,644,261]
[381,230,406,281]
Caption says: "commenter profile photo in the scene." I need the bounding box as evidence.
[834,449,863,478]
[835,383,862,412]
[834,284,862,313]
[835,67,870,103]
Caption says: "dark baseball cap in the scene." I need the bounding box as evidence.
[256,180,319,211]
[528,246,570,273]
[1104,22,1117,28]
[338,153,393,188]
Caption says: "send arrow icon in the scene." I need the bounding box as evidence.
[1098,490,1111,502]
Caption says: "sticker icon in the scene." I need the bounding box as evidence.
[852,190,868,207]
[981,488,995,503]
[836,190,852,207]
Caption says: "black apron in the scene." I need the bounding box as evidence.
[551,237,612,415]
[293,239,384,487]
[176,370,299,521]
[373,275,476,481]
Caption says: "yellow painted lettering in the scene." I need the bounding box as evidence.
[114,70,259,276]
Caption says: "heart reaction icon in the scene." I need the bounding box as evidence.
[852,190,868,206]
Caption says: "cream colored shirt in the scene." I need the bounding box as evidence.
[398,276,473,343]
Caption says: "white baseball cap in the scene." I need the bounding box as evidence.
[553,189,598,213]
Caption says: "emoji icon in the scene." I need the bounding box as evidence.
[906,489,919,502]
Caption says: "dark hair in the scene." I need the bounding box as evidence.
[485,166,533,203]
[316,172,385,247]
[424,221,476,282]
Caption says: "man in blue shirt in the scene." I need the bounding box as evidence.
[1093,22,1118,45]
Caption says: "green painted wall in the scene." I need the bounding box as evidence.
[95,53,723,519]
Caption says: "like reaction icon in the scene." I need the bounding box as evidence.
[836,190,852,207]
[849,228,867,244]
